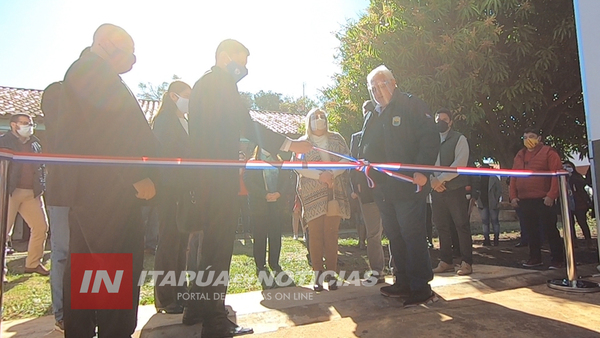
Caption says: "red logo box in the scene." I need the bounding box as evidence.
[71,253,133,309]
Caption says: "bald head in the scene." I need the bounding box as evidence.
[90,24,136,74]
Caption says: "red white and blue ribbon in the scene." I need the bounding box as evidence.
[0,149,568,193]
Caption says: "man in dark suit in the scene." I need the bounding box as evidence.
[350,100,385,284]
[60,24,157,337]
[184,39,311,337]
[360,65,439,307]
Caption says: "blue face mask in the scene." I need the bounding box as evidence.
[226,55,248,83]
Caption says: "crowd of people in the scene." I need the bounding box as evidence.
[1,23,596,338]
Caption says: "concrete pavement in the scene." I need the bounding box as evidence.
[3,264,600,337]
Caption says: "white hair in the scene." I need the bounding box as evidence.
[367,65,395,86]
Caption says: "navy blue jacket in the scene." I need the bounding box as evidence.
[359,91,439,200]
[0,132,46,197]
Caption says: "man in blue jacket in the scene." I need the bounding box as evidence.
[0,114,49,277]
[359,65,440,307]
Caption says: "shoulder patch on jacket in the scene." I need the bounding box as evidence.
[392,116,401,127]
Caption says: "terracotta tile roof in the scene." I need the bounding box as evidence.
[249,110,305,135]
[0,86,306,135]
[0,86,44,117]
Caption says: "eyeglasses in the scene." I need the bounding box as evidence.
[369,81,393,94]
[16,122,36,127]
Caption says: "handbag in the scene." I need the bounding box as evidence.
[176,190,204,233]
[326,186,341,217]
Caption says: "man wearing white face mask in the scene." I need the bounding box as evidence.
[0,114,49,278]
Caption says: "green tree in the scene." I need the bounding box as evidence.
[324,0,585,167]
[240,91,254,110]
[137,74,181,100]
[280,96,319,114]
[252,90,283,111]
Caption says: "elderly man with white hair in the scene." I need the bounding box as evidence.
[357,65,440,307]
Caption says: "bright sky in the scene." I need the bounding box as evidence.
[0,0,369,100]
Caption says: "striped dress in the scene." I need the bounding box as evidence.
[296,132,351,223]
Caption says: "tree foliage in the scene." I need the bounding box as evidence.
[323,0,585,167]
[240,90,319,114]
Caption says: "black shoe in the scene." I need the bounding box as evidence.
[313,271,324,291]
[328,277,339,291]
[273,270,296,288]
[493,239,499,246]
[182,306,204,326]
[202,317,253,337]
[380,282,411,298]
[403,289,438,308]
[483,239,491,246]
[157,304,184,314]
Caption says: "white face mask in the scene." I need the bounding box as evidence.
[175,94,189,113]
[311,118,327,132]
[17,125,34,138]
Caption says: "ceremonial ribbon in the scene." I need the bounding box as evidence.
[0,149,568,194]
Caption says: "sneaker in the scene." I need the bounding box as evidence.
[432,261,454,273]
[55,320,64,332]
[403,289,438,308]
[549,261,564,270]
[380,282,411,298]
[456,261,472,276]
[522,258,543,268]
[293,234,298,240]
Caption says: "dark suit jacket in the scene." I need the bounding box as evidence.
[62,50,157,207]
[243,167,292,217]
[359,91,439,200]
[41,81,73,207]
[188,66,285,220]
[151,109,189,192]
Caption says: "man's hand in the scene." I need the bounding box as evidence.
[319,171,334,188]
[433,182,446,193]
[266,192,281,202]
[413,172,428,187]
[543,196,554,207]
[289,140,313,154]
[351,192,358,199]
[430,177,443,190]
[133,178,156,200]
[510,198,520,208]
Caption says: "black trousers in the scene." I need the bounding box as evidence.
[252,202,283,270]
[63,199,144,338]
[519,198,564,262]
[570,209,592,240]
[154,189,189,309]
[431,188,473,265]
[186,192,237,320]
